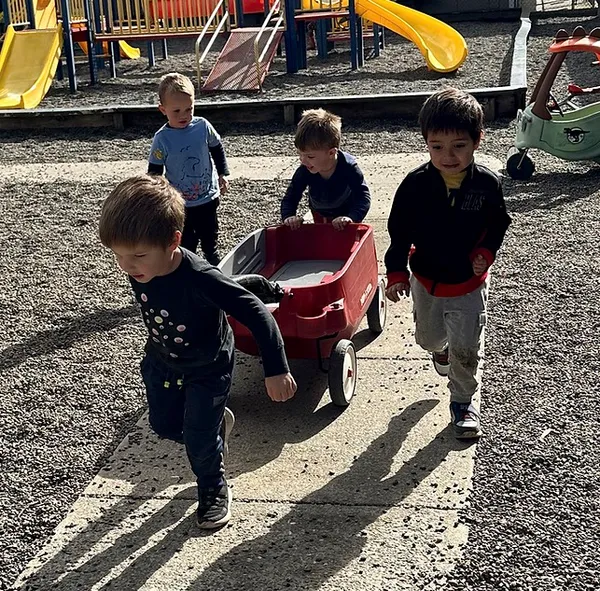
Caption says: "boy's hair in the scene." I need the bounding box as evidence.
[158,72,195,103]
[99,175,185,249]
[419,88,484,142]
[295,108,342,151]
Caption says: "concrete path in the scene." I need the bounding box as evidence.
[11,153,502,591]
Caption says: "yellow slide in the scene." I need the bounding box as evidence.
[355,0,466,72]
[76,37,141,60]
[0,24,63,109]
[301,0,467,73]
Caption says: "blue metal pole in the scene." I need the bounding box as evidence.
[316,19,327,60]
[1,0,9,28]
[349,0,357,70]
[92,0,105,70]
[235,0,244,27]
[161,39,168,59]
[83,0,98,84]
[147,41,156,67]
[60,0,77,91]
[372,23,380,57]
[284,0,298,74]
[25,0,35,27]
[357,16,363,67]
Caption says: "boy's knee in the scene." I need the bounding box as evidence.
[415,331,447,353]
[450,346,480,373]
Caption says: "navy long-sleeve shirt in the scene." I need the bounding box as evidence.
[130,248,288,377]
[281,151,371,222]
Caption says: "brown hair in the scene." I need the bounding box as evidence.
[99,175,185,249]
[295,108,342,151]
[419,88,484,142]
[158,72,195,104]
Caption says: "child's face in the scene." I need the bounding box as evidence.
[297,147,337,175]
[111,239,179,283]
[425,130,480,174]
[159,92,194,129]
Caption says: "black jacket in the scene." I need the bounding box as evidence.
[385,161,511,297]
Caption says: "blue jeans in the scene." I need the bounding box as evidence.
[140,352,233,490]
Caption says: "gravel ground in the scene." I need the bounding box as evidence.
[41,20,516,109]
[2,12,600,591]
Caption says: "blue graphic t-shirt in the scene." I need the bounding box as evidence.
[149,117,221,207]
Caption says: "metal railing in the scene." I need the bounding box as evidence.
[254,0,283,91]
[195,0,229,87]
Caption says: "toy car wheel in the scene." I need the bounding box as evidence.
[328,339,357,407]
[506,148,535,180]
[367,278,387,334]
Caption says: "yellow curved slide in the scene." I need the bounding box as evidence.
[0,24,63,109]
[355,0,466,72]
[77,39,141,60]
[301,0,467,72]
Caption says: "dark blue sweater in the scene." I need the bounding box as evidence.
[281,151,371,222]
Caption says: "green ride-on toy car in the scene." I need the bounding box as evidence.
[507,26,600,180]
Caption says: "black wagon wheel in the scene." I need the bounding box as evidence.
[506,147,535,181]
[328,339,357,407]
[366,277,387,334]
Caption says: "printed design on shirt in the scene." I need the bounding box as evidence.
[137,294,190,355]
[461,191,486,212]
[176,146,213,201]
[152,149,164,162]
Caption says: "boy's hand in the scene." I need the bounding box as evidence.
[265,373,297,402]
[472,254,488,276]
[284,216,304,230]
[332,216,352,231]
[218,175,229,195]
[386,282,410,302]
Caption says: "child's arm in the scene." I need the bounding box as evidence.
[384,178,413,301]
[345,163,371,223]
[148,133,166,176]
[281,167,309,228]
[470,180,511,274]
[199,268,297,401]
[205,119,231,194]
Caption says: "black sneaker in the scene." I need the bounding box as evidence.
[197,481,231,529]
[432,347,450,376]
[450,401,482,440]
[220,407,235,461]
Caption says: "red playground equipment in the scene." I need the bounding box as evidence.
[219,223,387,407]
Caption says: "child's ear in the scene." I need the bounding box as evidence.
[169,231,182,251]
[158,104,167,117]
[329,147,338,157]
[474,131,483,150]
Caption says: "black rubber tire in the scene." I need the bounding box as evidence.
[328,339,357,407]
[506,148,535,180]
[366,278,387,334]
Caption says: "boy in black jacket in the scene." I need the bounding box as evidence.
[385,88,511,439]
[99,175,297,528]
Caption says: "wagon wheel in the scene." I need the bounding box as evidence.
[328,339,357,407]
[506,148,535,181]
[366,278,387,334]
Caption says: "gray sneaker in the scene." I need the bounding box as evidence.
[197,481,231,529]
[221,407,235,461]
[432,347,450,376]
[450,401,482,440]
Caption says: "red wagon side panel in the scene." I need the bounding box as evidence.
[228,224,379,360]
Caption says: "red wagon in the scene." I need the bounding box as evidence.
[219,223,387,406]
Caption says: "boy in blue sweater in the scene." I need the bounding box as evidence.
[148,72,229,265]
[281,109,371,230]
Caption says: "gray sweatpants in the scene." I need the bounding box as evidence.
[410,275,489,404]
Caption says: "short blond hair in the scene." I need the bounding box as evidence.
[295,108,342,151]
[158,72,195,104]
[99,175,185,249]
